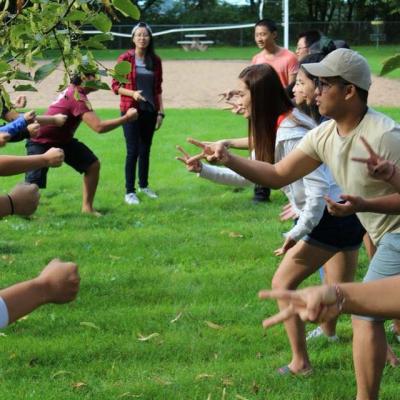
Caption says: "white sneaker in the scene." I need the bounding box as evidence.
[125,192,140,205]
[138,187,158,199]
[306,326,339,342]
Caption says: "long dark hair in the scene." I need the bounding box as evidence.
[131,22,157,71]
[239,64,293,163]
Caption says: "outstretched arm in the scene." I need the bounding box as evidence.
[0,259,80,327]
[0,148,64,176]
[258,276,400,329]
[82,108,138,133]
[187,139,322,189]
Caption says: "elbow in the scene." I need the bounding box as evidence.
[92,124,105,134]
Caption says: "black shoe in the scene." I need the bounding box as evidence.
[253,185,270,203]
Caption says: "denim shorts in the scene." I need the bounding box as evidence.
[354,232,400,322]
[303,206,365,252]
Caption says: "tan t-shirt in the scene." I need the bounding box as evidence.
[297,108,400,244]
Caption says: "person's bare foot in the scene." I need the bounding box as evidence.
[82,208,102,217]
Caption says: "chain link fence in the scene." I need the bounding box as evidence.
[105,21,400,49]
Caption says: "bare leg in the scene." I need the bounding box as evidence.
[319,250,359,336]
[271,241,336,373]
[82,160,101,215]
[352,318,386,400]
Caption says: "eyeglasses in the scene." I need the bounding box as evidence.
[314,77,351,93]
[296,46,308,51]
[134,34,150,38]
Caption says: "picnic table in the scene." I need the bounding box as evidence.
[177,34,214,51]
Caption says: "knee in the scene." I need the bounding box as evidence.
[271,273,288,290]
[88,160,100,174]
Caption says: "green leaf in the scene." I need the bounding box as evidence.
[380,54,400,76]
[14,70,33,81]
[114,61,131,76]
[82,80,110,91]
[112,0,140,19]
[34,60,59,82]
[90,12,112,33]
[65,10,86,22]
[0,61,10,73]
[13,84,38,92]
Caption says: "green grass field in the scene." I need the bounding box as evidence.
[46,45,400,78]
[0,108,399,399]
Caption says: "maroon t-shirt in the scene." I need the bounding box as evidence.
[32,85,92,145]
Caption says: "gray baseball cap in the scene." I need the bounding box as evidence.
[302,48,371,91]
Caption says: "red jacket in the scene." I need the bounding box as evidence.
[111,50,163,113]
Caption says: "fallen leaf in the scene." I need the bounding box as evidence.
[170,312,182,324]
[0,333,7,337]
[51,370,71,379]
[206,394,212,400]
[137,332,160,342]
[18,315,29,322]
[118,393,142,398]
[72,382,87,389]
[152,376,172,385]
[252,381,260,394]
[236,395,249,400]
[196,373,214,380]
[205,321,223,330]
[222,387,227,400]
[222,377,234,386]
[228,231,244,238]
[80,322,100,330]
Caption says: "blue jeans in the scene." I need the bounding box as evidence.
[122,110,157,193]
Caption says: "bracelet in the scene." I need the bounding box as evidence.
[384,162,396,182]
[333,284,345,312]
[158,112,165,119]
[6,194,14,215]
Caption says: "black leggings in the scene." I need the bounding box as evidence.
[122,110,157,193]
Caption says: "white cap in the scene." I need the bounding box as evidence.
[131,22,152,36]
[302,48,371,91]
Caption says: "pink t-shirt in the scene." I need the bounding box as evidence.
[33,85,92,145]
[251,48,298,87]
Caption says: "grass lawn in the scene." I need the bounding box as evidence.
[44,45,400,78]
[0,108,399,399]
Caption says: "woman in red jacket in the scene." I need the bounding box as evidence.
[112,22,164,205]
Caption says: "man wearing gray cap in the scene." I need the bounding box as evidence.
[189,48,400,399]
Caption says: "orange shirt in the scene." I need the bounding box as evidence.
[251,47,298,87]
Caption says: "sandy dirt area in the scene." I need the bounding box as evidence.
[13,60,400,109]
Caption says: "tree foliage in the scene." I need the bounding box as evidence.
[0,0,140,112]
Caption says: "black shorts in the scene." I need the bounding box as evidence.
[303,206,365,252]
[25,139,98,188]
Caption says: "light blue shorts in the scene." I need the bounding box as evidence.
[354,232,400,322]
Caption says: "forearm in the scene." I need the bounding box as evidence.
[36,115,58,126]
[0,278,46,325]
[358,193,400,214]
[95,115,130,133]
[0,154,48,175]
[225,137,248,149]
[340,277,400,319]
[199,163,252,187]
[118,87,135,97]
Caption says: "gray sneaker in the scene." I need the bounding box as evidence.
[138,187,158,199]
[125,192,140,205]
